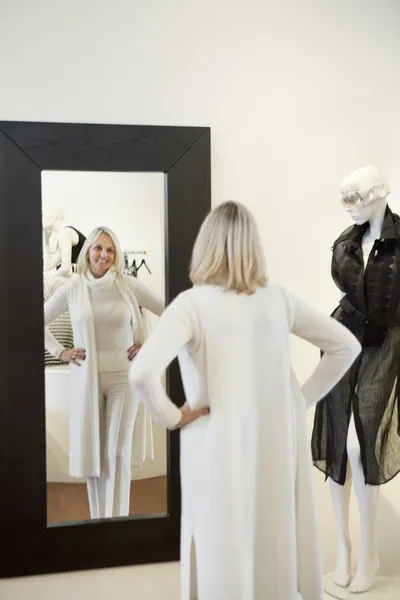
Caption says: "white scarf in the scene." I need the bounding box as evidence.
[67,268,153,478]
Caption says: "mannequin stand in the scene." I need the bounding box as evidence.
[324,573,400,599]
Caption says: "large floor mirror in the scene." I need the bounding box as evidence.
[0,121,210,577]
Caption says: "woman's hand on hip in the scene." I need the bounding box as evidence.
[128,344,142,361]
[177,402,210,428]
[60,348,86,366]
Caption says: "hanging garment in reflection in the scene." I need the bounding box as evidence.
[137,257,151,275]
[128,259,138,278]
[123,251,151,278]
[123,253,153,321]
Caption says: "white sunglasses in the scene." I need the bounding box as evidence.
[340,183,385,208]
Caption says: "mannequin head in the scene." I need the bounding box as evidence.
[339,165,390,226]
[42,207,65,232]
[77,226,124,278]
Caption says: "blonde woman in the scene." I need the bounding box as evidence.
[44,226,164,519]
[129,201,362,600]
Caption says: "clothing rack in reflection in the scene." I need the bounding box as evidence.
[123,250,151,277]
[124,250,148,256]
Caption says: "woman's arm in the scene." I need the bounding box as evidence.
[129,292,196,428]
[126,276,165,316]
[44,284,70,358]
[282,288,361,407]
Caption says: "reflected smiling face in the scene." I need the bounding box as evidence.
[88,232,115,278]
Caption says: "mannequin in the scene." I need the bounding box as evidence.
[42,207,86,277]
[311,165,400,593]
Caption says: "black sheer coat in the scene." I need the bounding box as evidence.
[311,205,400,485]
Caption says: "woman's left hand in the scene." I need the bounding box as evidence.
[128,344,142,361]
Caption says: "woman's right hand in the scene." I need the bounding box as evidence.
[60,348,86,366]
[177,402,210,428]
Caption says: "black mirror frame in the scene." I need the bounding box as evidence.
[0,120,211,578]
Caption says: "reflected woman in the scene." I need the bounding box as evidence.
[44,226,164,519]
[129,201,361,600]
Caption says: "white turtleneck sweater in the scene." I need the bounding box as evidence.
[44,272,164,373]
[89,283,133,372]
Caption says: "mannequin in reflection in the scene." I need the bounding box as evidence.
[43,226,164,519]
[42,207,86,278]
[311,166,400,593]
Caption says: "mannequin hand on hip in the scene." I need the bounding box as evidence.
[60,348,86,366]
[177,402,210,429]
[128,344,141,361]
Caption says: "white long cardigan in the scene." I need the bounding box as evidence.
[129,282,361,600]
[44,272,163,478]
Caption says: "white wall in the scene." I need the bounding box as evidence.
[1,0,400,597]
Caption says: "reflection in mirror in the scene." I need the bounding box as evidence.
[41,171,166,525]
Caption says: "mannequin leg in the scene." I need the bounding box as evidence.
[103,373,139,518]
[329,463,353,587]
[346,415,380,593]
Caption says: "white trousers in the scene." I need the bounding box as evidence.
[86,371,139,519]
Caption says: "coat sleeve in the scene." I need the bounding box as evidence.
[126,276,165,316]
[281,287,361,408]
[129,292,197,429]
[43,284,70,358]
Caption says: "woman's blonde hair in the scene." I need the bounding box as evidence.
[189,201,268,294]
[76,226,124,276]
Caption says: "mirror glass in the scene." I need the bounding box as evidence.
[41,170,167,525]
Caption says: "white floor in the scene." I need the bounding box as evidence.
[0,563,176,600]
[0,561,337,600]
